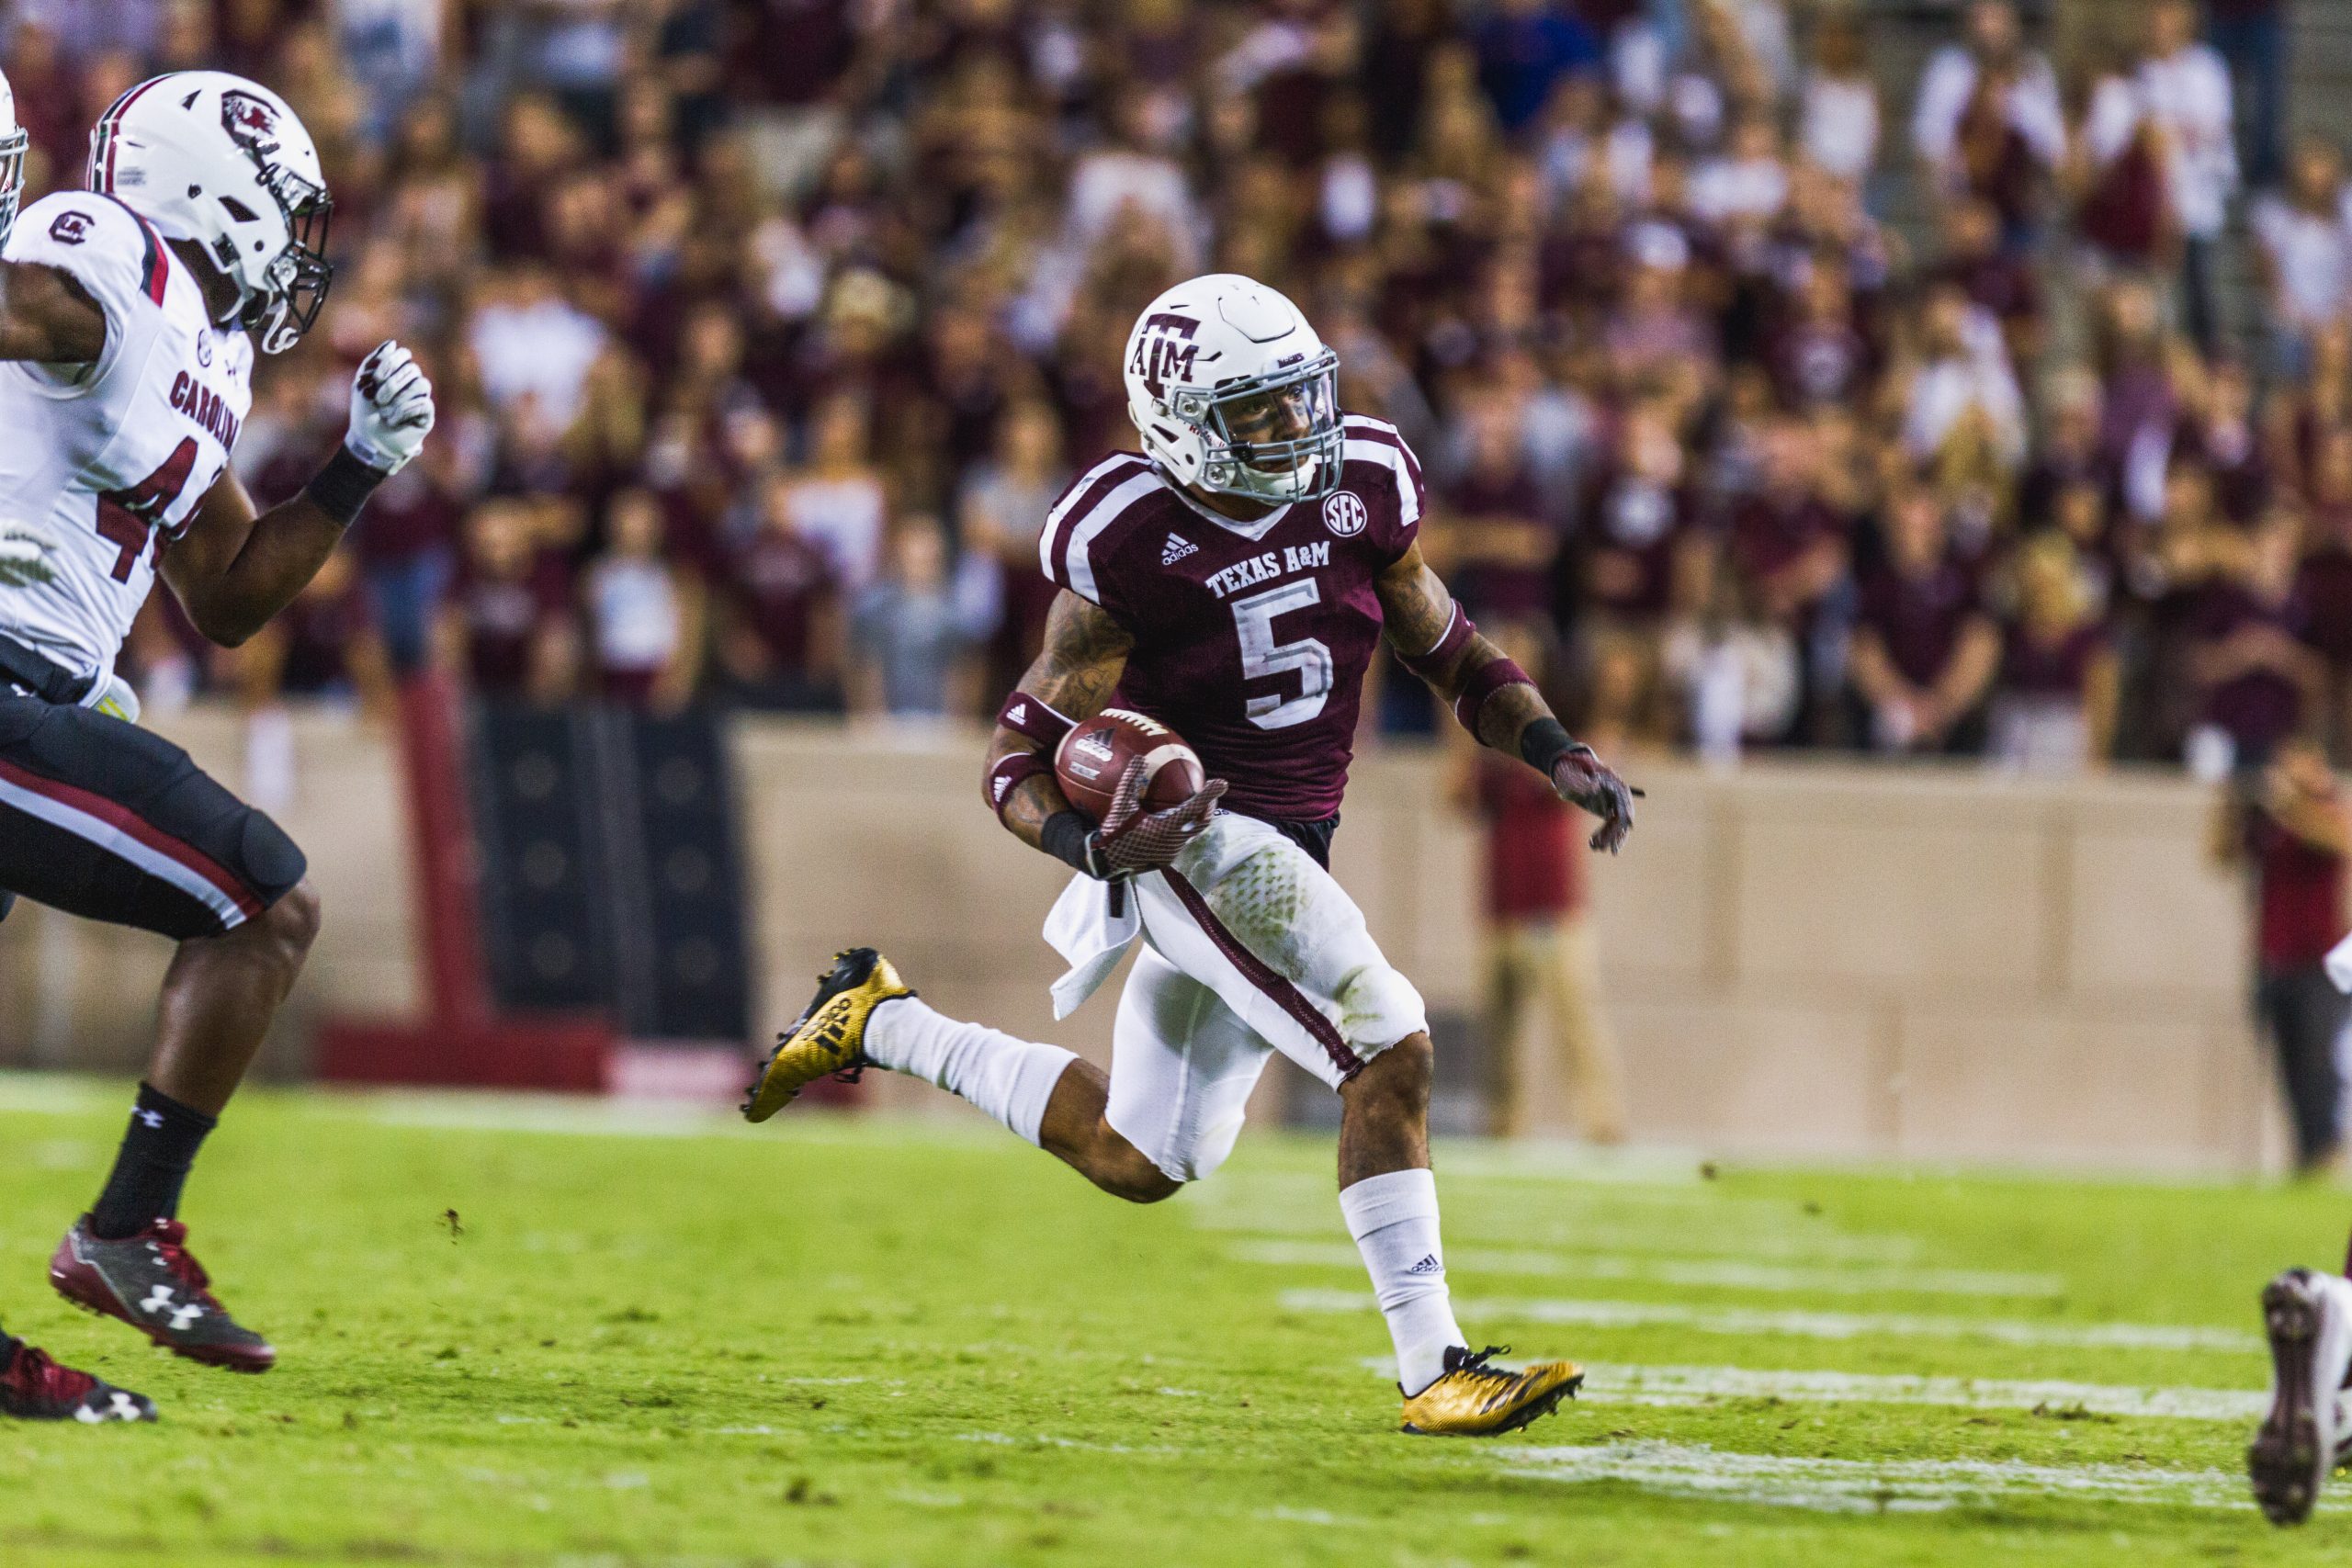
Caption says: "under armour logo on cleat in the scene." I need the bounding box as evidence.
[1160,534,1198,565]
[141,1284,205,1331]
[1406,1254,1442,1276]
[77,1390,143,1423]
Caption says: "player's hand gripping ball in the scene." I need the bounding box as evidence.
[1054,709,1226,875]
[345,340,436,476]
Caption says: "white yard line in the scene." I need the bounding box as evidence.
[1586,1364,2265,1420]
[1195,1210,1925,1263]
[1232,1240,2060,1299]
[1283,1290,2260,1354]
[1493,1439,2250,1513]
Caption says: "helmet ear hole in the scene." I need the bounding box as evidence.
[220,196,257,222]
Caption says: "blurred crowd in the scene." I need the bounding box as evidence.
[6,0,2345,773]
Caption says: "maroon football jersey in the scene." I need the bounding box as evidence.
[1037,414,1425,822]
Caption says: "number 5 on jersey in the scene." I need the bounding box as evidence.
[1232,579,1333,730]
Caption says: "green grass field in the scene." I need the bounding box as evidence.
[3,1073,2350,1566]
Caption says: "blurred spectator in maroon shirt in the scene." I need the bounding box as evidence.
[2188,514,2321,770]
[2211,739,2349,1173]
[1849,487,2001,754]
[582,491,704,712]
[1724,420,1848,629]
[1602,224,1717,399]
[437,501,577,705]
[1930,197,2041,367]
[1765,261,1869,415]
[718,471,846,714]
[1990,534,2120,772]
[235,549,396,720]
[2016,370,2112,530]
[1574,400,1706,746]
[1432,390,1560,626]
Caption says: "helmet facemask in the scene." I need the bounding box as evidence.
[1174,348,1343,504]
[234,156,334,354]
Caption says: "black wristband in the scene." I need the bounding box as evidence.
[1040,810,1101,877]
[1518,716,1583,776]
[303,444,390,528]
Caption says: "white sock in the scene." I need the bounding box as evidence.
[1340,1168,1465,1397]
[862,996,1076,1147]
[2314,1272,2352,1389]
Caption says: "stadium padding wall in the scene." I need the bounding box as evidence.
[0,703,2287,1171]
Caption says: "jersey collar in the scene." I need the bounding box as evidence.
[1156,461,1293,542]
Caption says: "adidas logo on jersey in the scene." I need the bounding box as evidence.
[1406,1254,1443,1276]
[1160,533,1199,566]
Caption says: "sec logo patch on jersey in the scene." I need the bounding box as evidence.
[1322,491,1367,538]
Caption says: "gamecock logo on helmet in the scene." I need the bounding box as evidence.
[1322,491,1367,538]
[48,210,93,245]
[220,91,280,151]
[1132,311,1200,402]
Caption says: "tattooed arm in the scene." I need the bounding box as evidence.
[988,589,1135,853]
[1376,541,1641,852]
[1375,543,1554,750]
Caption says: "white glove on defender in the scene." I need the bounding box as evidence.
[345,340,435,476]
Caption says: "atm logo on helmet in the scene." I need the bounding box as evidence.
[1131,311,1200,402]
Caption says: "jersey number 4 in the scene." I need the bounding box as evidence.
[95,437,198,582]
[1232,579,1333,730]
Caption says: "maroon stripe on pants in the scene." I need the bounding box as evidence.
[1161,867,1363,1080]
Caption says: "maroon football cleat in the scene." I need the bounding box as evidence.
[51,1216,276,1372]
[0,1339,155,1423]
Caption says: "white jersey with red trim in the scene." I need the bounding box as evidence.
[0,191,252,686]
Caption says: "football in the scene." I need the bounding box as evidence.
[1053,707,1206,819]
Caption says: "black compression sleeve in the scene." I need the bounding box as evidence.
[303,445,390,528]
[1518,716,1583,774]
[1040,810,1099,877]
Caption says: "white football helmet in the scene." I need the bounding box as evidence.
[1124,274,1343,504]
[0,68,27,248]
[86,72,332,354]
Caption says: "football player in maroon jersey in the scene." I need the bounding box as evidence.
[750,275,1637,1436]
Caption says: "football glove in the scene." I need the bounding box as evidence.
[345,340,435,476]
[1093,757,1227,876]
[1551,744,1641,854]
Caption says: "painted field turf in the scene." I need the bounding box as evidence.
[1,1076,2348,1566]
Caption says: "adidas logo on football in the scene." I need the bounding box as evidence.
[1161,533,1198,566]
[1406,1254,1442,1276]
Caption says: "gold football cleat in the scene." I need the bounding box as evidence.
[1399,1346,1583,1437]
[742,947,912,1122]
